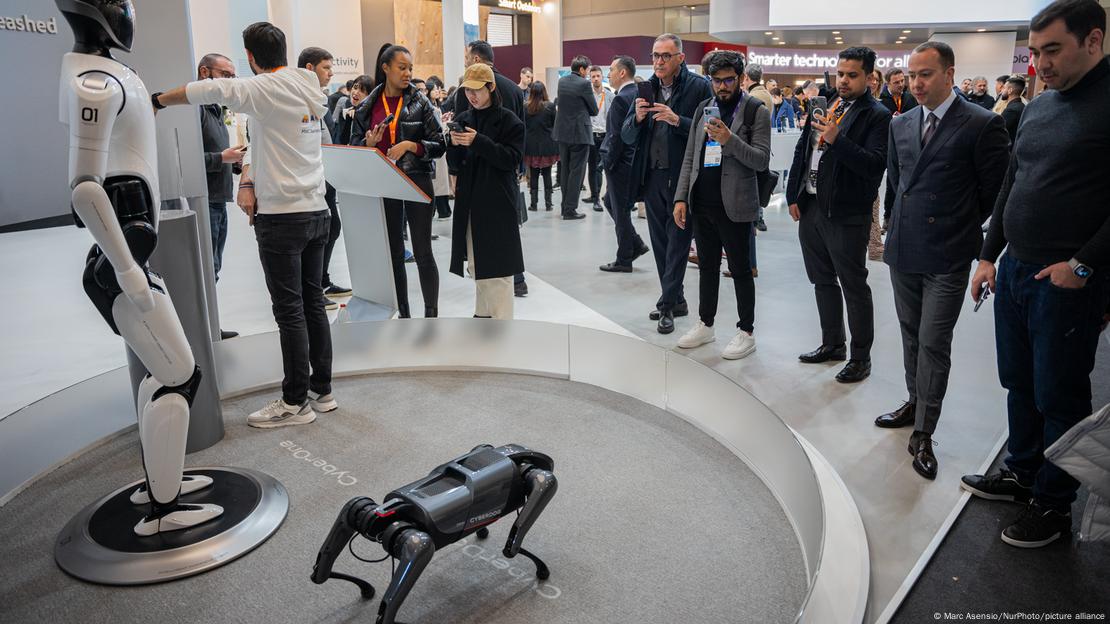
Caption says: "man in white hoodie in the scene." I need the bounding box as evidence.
[152,22,336,429]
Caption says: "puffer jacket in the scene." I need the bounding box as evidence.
[350,84,445,177]
[1046,402,1110,542]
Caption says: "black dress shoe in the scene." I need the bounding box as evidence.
[514,281,529,297]
[633,245,650,260]
[592,203,603,212]
[599,262,633,273]
[562,211,586,220]
[875,402,916,428]
[798,344,847,364]
[581,196,598,204]
[836,359,871,383]
[650,302,689,321]
[220,329,239,340]
[909,432,938,480]
[657,311,675,334]
[528,204,538,212]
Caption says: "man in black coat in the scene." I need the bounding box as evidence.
[553,55,600,220]
[786,47,891,383]
[599,55,649,272]
[878,42,1010,480]
[879,68,920,231]
[621,33,713,334]
[1000,75,1028,146]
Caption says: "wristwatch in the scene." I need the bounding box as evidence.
[1068,258,1094,279]
[151,91,166,110]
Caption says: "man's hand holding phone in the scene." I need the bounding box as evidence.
[650,103,679,127]
[705,116,732,144]
[222,144,247,163]
[634,98,652,123]
[970,260,997,303]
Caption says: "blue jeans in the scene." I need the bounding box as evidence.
[209,202,228,280]
[996,253,1110,512]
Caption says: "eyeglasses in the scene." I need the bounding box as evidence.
[651,52,678,63]
[711,76,738,87]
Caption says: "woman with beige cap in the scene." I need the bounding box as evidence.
[445,63,526,319]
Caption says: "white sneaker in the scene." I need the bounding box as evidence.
[133,503,224,536]
[309,391,339,413]
[247,399,316,428]
[722,330,757,360]
[677,321,716,349]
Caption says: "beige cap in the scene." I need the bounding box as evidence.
[460,63,495,90]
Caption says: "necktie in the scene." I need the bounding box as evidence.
[921,112,938,147]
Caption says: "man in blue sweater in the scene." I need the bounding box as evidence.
[962,0,1110,549]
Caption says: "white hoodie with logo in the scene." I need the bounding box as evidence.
[187,68,327,215]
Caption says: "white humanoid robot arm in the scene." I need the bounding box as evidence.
[67,73,155,313]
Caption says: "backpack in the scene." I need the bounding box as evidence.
[740,96,780,208]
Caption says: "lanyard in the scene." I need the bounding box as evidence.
[893,95,902,112]
[818,99,851,148]
[381,94,401,144]
[597,89,606,109]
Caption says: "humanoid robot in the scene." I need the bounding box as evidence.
[312,444,558,624]
[56,0,222,536]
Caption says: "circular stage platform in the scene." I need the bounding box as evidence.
[0,320,869,623]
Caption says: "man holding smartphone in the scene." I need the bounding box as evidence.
[786,47,891,383]
[621,33,713,335]
[671,50,770,360]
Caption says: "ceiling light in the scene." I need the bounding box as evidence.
[832,31,840,34]
[902,30,912,33]
[898,35,907,39]
[772,36,779,40]
[778,41,786,45]
[977,28,987,32]
[764,31,773,35]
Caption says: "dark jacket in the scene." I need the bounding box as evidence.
[524,102,558,157]
[879,87,919,116]
[601,82,638,172]
[1001,98,1026,146]
[447,105,526,279]
[332,99,359,145]
[786,91,892,219]
[553,72,598,145]
[967,92,996,110]
[326,90,346,118]
[351,84,445,177]
[621,63,714,197]
[884,95,1010,274]
[200,103,233,203]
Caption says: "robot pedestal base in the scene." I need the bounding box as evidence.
[54,467,287,585]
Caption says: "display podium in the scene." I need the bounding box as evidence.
[322,145,431,321]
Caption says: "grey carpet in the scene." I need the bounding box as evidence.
[0,371,807,624]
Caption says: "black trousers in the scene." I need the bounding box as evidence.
[254,210,333,405]
[643,170,691,311]
[322,182,342,287]
[797,192,874,360]
[383,173,437,317]
[434,195,451,218]
[558,142,590,215]
[603,166,644,265]
[586,132,605,200]
[528,166,554,209]
[692,202,755,333]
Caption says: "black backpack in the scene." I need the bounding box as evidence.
[739,97,780,208]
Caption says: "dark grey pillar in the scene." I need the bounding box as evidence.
[126,207,224,453]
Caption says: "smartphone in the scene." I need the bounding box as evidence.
[809,96,828,120]
[637,81,654,104]
[446,121,466,133]
[379,113,395,127]
[704,106,721,120]
[974,284,992,312]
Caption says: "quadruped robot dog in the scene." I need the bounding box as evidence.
[312,444,558,624]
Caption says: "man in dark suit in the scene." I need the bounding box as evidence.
[554,55,599,220]
[622,33,714,334]
[599,55,649,272]
[1000,75,1028,146]
[877,41,1010,480]
[786,47,891,383]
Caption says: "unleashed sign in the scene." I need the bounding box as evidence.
[0,15,58,34]
[748,47,910,73]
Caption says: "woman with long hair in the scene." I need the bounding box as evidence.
[351,45,446,318]
[446,64,525,319]
[523,81,558,211]
[332,74,373,146]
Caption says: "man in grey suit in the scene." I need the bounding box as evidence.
[671,50,771,360]
[554,55,600,220]
[876,41,1010,480]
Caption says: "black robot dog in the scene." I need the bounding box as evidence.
[311,444,558,624]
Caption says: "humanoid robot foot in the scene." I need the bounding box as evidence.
[312,444,558,624]
[134,502,224,536]
[129,474,214,504]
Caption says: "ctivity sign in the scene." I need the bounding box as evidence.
[0,14,58,35]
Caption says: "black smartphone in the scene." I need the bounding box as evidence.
[446,121,466,133]
[379,113,395,127]
[974,284,992,312]
[637,81,654,104]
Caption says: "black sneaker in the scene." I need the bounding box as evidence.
[755,217,767,232]
[515,281,529,297]
[1001,502,1071,548]
[325,284,353,298]
[960,469,1033,504]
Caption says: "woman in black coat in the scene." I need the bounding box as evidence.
[350,45,445,318]
[523,81,558,211]
[445,64,525,319]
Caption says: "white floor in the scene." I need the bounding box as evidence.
[0,189,1010,622]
